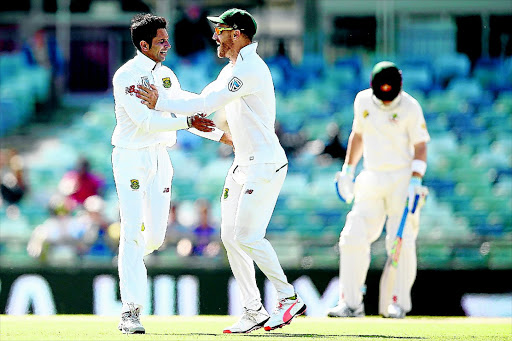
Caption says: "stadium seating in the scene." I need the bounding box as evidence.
[1,49,511,270]
[0,52,51,136]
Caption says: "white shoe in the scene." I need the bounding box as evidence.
[387,303,406,319]
[264,294,306,331]
[118,303,145,334]
[223,305,270,333]
[327,301,365,317]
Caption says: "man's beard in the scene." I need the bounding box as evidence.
[218,38,234,58]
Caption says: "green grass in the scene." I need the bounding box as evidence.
[0,315,510,341]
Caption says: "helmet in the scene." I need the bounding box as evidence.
[371,61,402,102]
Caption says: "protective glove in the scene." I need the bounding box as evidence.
[334,165,355,204]
[408,176,429,214]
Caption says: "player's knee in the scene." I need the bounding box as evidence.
[234,235,251,248]
[234,228,264,247]
[401,236,416,249]
[144,232,165,254]
[122,225,143,244]
[339,228,367,247]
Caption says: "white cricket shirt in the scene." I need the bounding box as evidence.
[112,51,223,149]
[352,89,430,172]
[155,43,287,166]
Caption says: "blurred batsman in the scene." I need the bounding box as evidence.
[136,8,306,333]
[330,62,430,319]
[111,13,230,334]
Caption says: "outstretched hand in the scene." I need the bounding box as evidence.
[136,84,158,109]
[190,114,215,132]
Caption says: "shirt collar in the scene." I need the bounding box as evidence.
[134,50,161,71]
[372,92,402,110]
[236,42,258,64]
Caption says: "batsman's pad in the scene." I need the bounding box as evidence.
[379,202,409,316]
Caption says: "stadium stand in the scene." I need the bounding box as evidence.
[0,48,511,270]
[0,52,51,136]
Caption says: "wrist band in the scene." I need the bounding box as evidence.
[342,164,354,175]
[411,159,427,176]
[187,116,193,128]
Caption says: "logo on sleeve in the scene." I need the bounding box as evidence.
[162,77,171,88]
[228,77,243,92]
[223,188,229,199]
[363,110,369,118]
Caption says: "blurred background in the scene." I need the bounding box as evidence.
[0,0,511,317]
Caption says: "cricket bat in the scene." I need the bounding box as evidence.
[378,201,409,316]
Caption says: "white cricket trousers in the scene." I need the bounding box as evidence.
[221,163,295,310]
[338,168,420,313]
[112,144,173,309]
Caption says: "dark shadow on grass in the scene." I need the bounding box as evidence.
[148,333,426,339]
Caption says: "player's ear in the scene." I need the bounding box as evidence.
[140,40,149,51]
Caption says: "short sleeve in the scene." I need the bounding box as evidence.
[408,99,430,145]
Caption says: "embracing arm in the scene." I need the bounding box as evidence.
[137,70,253,115]
[114,73,214,133]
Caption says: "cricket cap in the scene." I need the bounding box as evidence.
[371,61,402,102]
[208,8,257,39]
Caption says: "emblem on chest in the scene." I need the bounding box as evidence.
[162,77,171,88]
[389,113,399,124]
[139,76,151,88]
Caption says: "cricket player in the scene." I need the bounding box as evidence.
[112,13,230,334]
[136,8,306,333]
[329,62,430,318]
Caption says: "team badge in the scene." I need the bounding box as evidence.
[228,77,243,92]
[162,77,171,88]
[140,76,150,88]
[130,179,140,190]
[141,223,145,231]
[389,113,399,123]
[245,189,254,194]
[223,188,229,199]
[363,110,369,118]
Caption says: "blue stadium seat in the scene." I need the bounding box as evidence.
[473,57,511,92]
[447,78,484,100]
[433,53,471,87]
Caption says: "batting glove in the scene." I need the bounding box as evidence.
[334,164,355,204]
[408,176,429,214]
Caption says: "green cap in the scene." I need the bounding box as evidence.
[207,8,257,39]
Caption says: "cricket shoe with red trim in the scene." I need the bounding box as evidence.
[264,294,306,331]
[223,305,270,333]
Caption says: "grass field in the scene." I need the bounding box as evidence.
[1,315,510,341]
